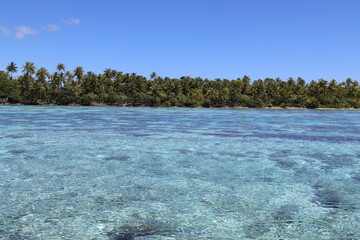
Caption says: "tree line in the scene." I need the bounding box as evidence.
[0,62,359,108]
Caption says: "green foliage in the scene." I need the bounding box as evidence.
[305,97,320,109]
[0,71,22,102]
[1,62,360,109]
[201,99,211,108]
[56,87,77,105]
[79,93,96,105]
[235,95,253,107]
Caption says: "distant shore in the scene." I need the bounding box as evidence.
[1,102,359,110]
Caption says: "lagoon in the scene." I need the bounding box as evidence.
[0,106,360,239]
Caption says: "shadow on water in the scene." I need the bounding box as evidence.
[195,151,208,156]
[312,183,342,209]
[128,133,153,137]
[244,204,299,239]
[0,233,37,240]
[258,176,276,182]
[7,149,26,155]
[174,149,192,154]
[307,153,355,171]
[268,150,297,170]
[107,225,154,240]
[246,151,262,160]
[0,224,37,240]
[243,219,271,239]
[218,151,246,158]
[103,155,130,161]
[106,221,176,240]
[272,204,299,224]
[351,174,360,182]
[6,134,32,139]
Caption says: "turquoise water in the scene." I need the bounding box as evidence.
[1,106,360,239]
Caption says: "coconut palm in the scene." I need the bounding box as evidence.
[36,67,49,85]
[64,71,74,86]
[150,72,157,80]
[22,62,36,75]
[55,63,66,87]
[35,67,50,103]
[56,63,65,73]
[6,62,17,79]
[19,62,36,103]
[73,66,84,85]
[21,62,36,88]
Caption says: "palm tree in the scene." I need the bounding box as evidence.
[22,62,36,85]
[63,71,74,86]
[104,68,114,79]
[36,67,49,85]
[103,68,117,93]
[22,62,35,75]
[82,71,100,94]
[56,63,66,87]
[35,67,49,102]
[50,72,61,89]
[56,63,65,72]
[6,62,17,79]
[150,72,157,80]
[74,66,84,82]
[344,78,358,101]
[328,79,340,105]
[20,62,36,103]
[263,78,276,105]
[242,75,251,95]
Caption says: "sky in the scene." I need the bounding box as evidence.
[1,0,360,82]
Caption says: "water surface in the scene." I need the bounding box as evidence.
[0,106,360,239]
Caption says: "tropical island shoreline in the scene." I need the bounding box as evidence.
[1,62,360,110]
[1,102,359,110]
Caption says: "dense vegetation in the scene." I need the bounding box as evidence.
[1,62,360,108]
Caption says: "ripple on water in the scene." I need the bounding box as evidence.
[351,174,360,182]
[312,184,342,209]
[6,133,33,139]
[7,149,27,155]
[103,155,130,161]
[174,149,192,154]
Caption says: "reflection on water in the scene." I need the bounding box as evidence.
[0,106,360,239]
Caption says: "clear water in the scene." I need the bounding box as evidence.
[0,106,360,240]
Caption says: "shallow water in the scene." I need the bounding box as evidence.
[0,106,360,239]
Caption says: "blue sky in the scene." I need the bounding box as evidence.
[1,0,359,82]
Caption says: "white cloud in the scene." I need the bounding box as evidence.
[42,24,60,32]
[1,17,80,40]
[0,25,12,37]
[63,17,80,25]
[14,25,39,39]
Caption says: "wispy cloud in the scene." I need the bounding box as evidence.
[0,25,12,37]
[0,17,80,39]
[14,26,39,39]
[42,24,60,32]
[63,17,80,25]
[0,25,39,39]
